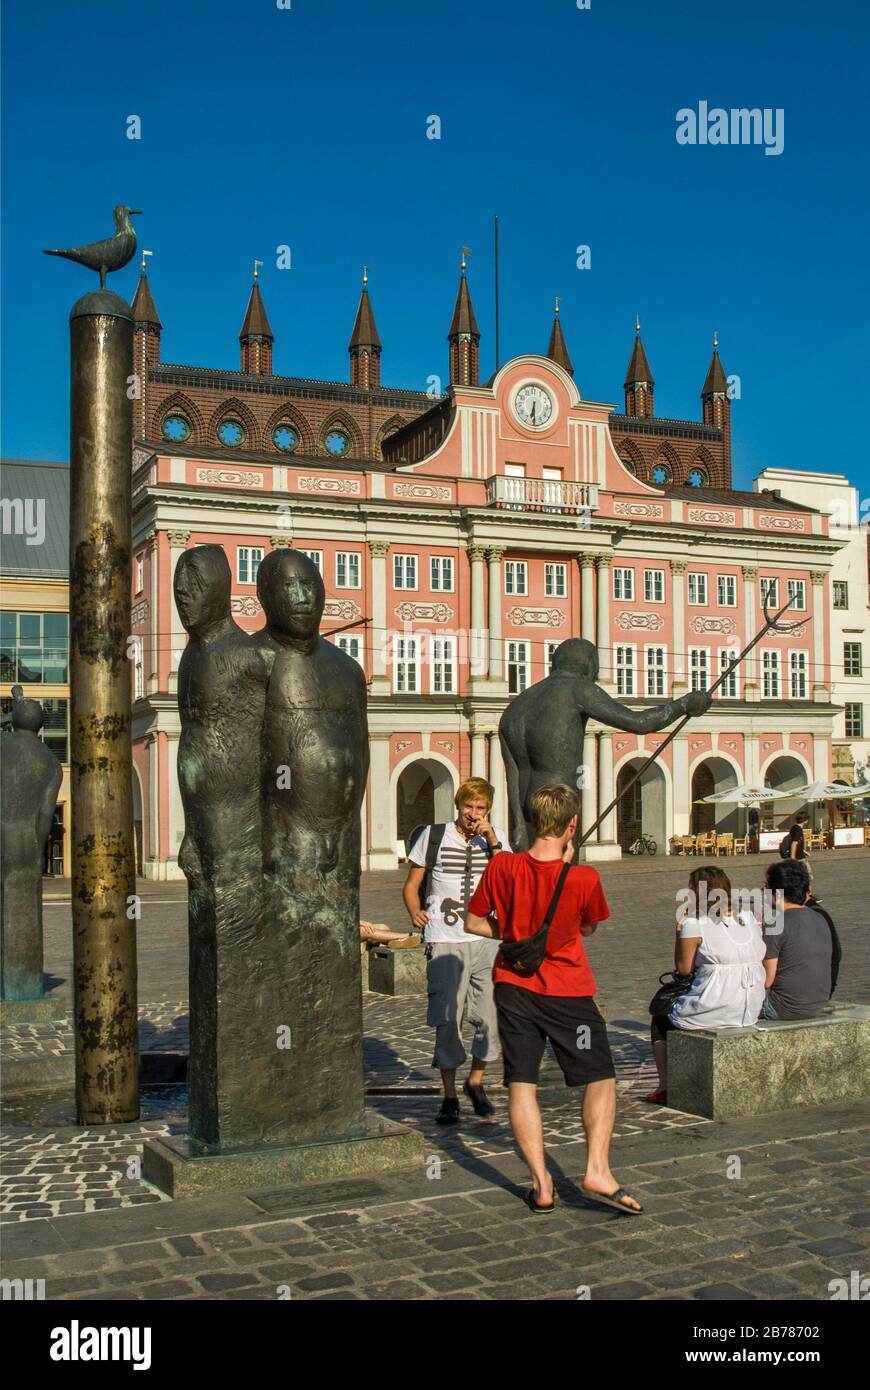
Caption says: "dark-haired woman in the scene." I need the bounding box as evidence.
[645,865,766,1104]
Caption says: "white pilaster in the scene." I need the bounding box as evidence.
[166,529,190,696]
[812,732,828,781]
[672,735,690,838]
[486,547,504,681]
[810,570,828,700]
[580,553,596,643]
[597,731,618,848]
[595,555,612,686]
[367,735,395,868]
[671,560,687,694]
[488,730,507,833]
[580,728,599,842]
[471,729,487,777]
[742,566,760,700]
[368,541,390,692]
[146,530,159,695]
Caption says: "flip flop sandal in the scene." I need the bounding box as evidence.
[524,1189,556,1214]
[581,1186,644,1216]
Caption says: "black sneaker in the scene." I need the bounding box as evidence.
[436,1097,461,1125]
[463,1081,496,1118]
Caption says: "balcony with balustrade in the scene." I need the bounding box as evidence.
[485,475,599,515]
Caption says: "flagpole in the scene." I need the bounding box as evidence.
[576,593,799,851]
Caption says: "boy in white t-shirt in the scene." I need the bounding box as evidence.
[403,778,509,1124]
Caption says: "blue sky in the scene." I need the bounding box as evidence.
[2,0,868,492]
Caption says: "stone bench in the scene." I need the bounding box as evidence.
[667,1003,870,1119]
[366,941,427,996]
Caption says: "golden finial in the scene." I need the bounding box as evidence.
[141,248,153,273]
[461,246,472,271]
[636,313,641,334]
[554,296,560,315]
[253,258,263,280]
[713,329,719,350]
[362,265,369,287]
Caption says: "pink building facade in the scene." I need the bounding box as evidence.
[130,353,840,875]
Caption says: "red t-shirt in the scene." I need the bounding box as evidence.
[468,852,610,997]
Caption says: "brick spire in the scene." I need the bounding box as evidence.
[546,298,573,377]
[239,263,274,375]
[701,332,731,480]
[348,268,382,388]
[624,316,654,417]
[448,251,480,386]
[132,251,161,437]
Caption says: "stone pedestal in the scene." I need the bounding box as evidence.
[668,1004,870,1119]
[142,1110,423,1198]
[579,842,622,862]
[0,996,67,1025]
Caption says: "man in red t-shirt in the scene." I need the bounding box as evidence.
[466,783,642,1216]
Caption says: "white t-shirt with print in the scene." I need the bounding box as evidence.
[408,822,511,943]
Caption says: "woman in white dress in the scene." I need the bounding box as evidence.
[645,865,766,1105]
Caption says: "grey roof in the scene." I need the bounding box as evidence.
[0,459,69,577]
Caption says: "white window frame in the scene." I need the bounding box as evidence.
[335,634,363,666]
[687,572,707,606]
[762,648,780,698]
[336,551,361,589]
[787,578,806,611]
[760,577,779,608]
[505,560,528,596]
[689,646,710,692]
[544,562,567,598]
[833,580,849,610]
[718,646,740,698]
[790,649,808,699]
[432,635,457,694]
[844,642,863,677]
[615,644,636,696]
[394,634,419,693]
[430,556,454,592]
[645,644,667,696]
[717,574,737,607]
[613,567,634,601]
[393,553,418,590]
[644,569,665,603]
[135,552,144,594]
[237,545,264,585]
[506,639,530,693]
[298,548,323,574]
[545,641,561,677]
[133,637,144,700]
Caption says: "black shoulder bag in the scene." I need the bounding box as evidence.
[498,862,571,977]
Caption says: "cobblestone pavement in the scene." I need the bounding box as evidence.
[1,851,867,1299]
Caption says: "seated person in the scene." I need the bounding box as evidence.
[646,865,766,1104]
[761,861,833,1020]
[359,920,414,945]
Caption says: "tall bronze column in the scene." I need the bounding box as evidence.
[69,289,139,1122]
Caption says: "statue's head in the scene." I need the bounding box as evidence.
[550,638,598,681]
[10,684,44,733]
[257,548,325,642]
[174,545,232,636]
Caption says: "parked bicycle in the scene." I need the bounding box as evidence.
[627,833,657,855]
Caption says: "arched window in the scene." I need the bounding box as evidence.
[651,462,672,485]
[326,428,351,457]
[272,424,300,454]
[687,466,708,487]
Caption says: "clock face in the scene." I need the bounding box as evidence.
[514,383,554,429]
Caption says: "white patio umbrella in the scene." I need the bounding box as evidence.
[696,784,804,806]
[792,780,870,801]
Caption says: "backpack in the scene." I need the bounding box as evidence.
[407,822,447,906]
[807,901,842,998]
[778,831,792,859]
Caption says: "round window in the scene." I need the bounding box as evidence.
[651,462,672,485]
[688,467,708,487]
[162,414,190,443]
[272,424,300,454]
[326,429,351,457]
[218,419,245,447]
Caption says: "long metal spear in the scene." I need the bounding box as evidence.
[577,591,802,850]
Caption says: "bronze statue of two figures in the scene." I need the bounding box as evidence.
[178,549,710,1157]
[175,546,368,1155]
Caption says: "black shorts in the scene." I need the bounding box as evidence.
[494,983,615,1087]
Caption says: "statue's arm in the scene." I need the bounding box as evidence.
[582,681,708,734]
[500,731,528,851]
[36,760,63,848]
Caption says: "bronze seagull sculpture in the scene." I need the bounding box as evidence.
[44,205,141,288]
